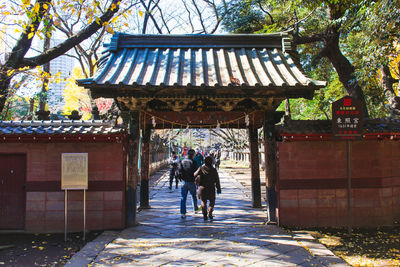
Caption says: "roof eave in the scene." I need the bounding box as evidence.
[86,84,321,99]
[76,78,94,86]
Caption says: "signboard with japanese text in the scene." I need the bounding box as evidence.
[61,153,88,190]
[332,96,364,140]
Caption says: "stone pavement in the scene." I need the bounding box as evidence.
[67,169,348,267]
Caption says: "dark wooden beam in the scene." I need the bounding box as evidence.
[139,124,151,209]
[264,111,283,224]
[248,125,262,208]
[121,110,140,226]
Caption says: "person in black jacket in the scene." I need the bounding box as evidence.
[179,149,199,218]
[194,156,221,221]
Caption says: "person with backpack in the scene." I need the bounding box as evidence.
[178,149,199,218]
[195,155,221,221]
[168,151,180,190]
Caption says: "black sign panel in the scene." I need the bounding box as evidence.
[332,96,364,140]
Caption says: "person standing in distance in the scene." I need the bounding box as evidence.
[193,148,204,168]
[215,150,221,170]
[168,151,180,190]
[179,149,199,218]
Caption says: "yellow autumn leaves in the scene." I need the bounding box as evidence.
[63,66,92,120]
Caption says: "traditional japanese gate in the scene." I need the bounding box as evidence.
[78,33,326,225]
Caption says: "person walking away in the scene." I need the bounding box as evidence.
[179,149,199,218]
[193,149,204,168]
[168,151,179,190]
[194,156,221,221]
[215,150,221,170]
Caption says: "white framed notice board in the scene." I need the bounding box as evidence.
[61,153,88,190]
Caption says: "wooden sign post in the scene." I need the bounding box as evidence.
[61,153,88,242]
[332,96,364,235]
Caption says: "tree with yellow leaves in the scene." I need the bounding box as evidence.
[0,0,122,116]
[63,65,91,120]
[63,65,115,120]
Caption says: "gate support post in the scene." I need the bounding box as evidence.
[121,110,140,226]
[248,125,262,208]
[264,111,284,224]
[140,125,151,209]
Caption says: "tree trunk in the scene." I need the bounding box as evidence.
[381,64,400,117]
[37,19,52,120]
[0,72,11,118]
[323,27,369,118]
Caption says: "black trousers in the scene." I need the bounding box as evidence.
[169,168,178,188]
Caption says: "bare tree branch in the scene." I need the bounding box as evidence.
[255,0,274,23]
[181,0,195,33]
[191,0,207,33]
[155,1,171,33]
[202,0,223,34]
[292,33,325,45]
[146,0,164,34]
[140,0,163,34]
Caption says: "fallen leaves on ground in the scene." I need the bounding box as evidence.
[0,231,101,266]
[290,227,400,266]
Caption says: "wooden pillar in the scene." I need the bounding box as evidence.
[121,110,140,226]
[264,111,283,224]
[140,125,151,209]
[248,126,262,208]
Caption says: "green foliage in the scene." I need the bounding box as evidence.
[220,0,266,33]
[220,0,398,120]
[0,95,31,120]
[278,72,346,120]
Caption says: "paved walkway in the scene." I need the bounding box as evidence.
[68,169,348,267]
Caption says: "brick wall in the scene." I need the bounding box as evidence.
[0,142,125,233]
[278,140,400,227]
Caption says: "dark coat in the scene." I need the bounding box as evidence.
[194,165,221,200]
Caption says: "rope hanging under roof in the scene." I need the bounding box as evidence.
[139,110,257,128]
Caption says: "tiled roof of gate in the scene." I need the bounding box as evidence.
[0,120,125,135]
[77,33,326,90]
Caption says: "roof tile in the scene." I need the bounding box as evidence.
[0,120,125,135]
[77,33,326,90]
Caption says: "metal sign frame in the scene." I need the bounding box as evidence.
[61,153,88,241]
[61,153,88,190]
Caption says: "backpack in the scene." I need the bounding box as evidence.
[176,158,197,182]
[175,161,184,181]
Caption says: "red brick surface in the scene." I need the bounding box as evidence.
[26,192,46,201]
[0,142,125,232]
[278,140,400,227]
[24,190,125,232]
